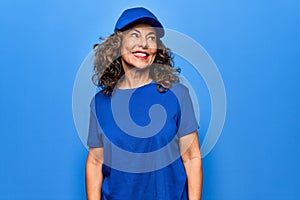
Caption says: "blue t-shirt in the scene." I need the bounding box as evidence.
[87,82,198,200]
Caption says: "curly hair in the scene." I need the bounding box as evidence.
[92,31,180,95]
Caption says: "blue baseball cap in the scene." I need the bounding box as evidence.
[114,7,165,38]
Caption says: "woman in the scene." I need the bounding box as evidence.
[86,7,202,200]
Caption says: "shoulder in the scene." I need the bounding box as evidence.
[90,90,110,107]
[95,90,108,99]
[171,82,188,90]
[169,82,189,97]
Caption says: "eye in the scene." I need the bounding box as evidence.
[148,36,156,41]
[131,32,139,38]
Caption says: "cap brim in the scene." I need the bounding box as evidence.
[115,17,165,38]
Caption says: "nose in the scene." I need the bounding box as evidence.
[139,37,148,49]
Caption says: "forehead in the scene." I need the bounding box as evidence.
[126,23,157,34]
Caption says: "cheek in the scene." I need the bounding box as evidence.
[120,42,127,55]
[149,42,157,51]
[121,39,136,54]
[149,41,157,54]
[149,47,157,59]
[121,53,131,64]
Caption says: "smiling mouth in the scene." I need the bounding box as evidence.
[133,51,149,60]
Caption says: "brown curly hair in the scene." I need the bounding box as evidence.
[92,31,180,95]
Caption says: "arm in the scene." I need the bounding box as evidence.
[180,132,202,200]
[86,147,104,200]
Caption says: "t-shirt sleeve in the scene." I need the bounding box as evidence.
[87,97,104,148]
[177,88,199,138]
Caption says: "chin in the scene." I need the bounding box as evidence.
[127,59,153,69]
[133,63,151,69]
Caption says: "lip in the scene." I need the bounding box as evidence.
[132,51,149,60]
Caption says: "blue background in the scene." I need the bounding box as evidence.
[0,0,299,199]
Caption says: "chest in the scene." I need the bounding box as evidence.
[95,90,180,152]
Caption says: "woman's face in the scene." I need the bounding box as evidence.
[120,23,157,71]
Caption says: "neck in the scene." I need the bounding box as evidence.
[118,67,152,89]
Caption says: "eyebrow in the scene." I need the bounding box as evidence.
[131,29,157,36]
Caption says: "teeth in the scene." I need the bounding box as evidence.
[133,52,147,57]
